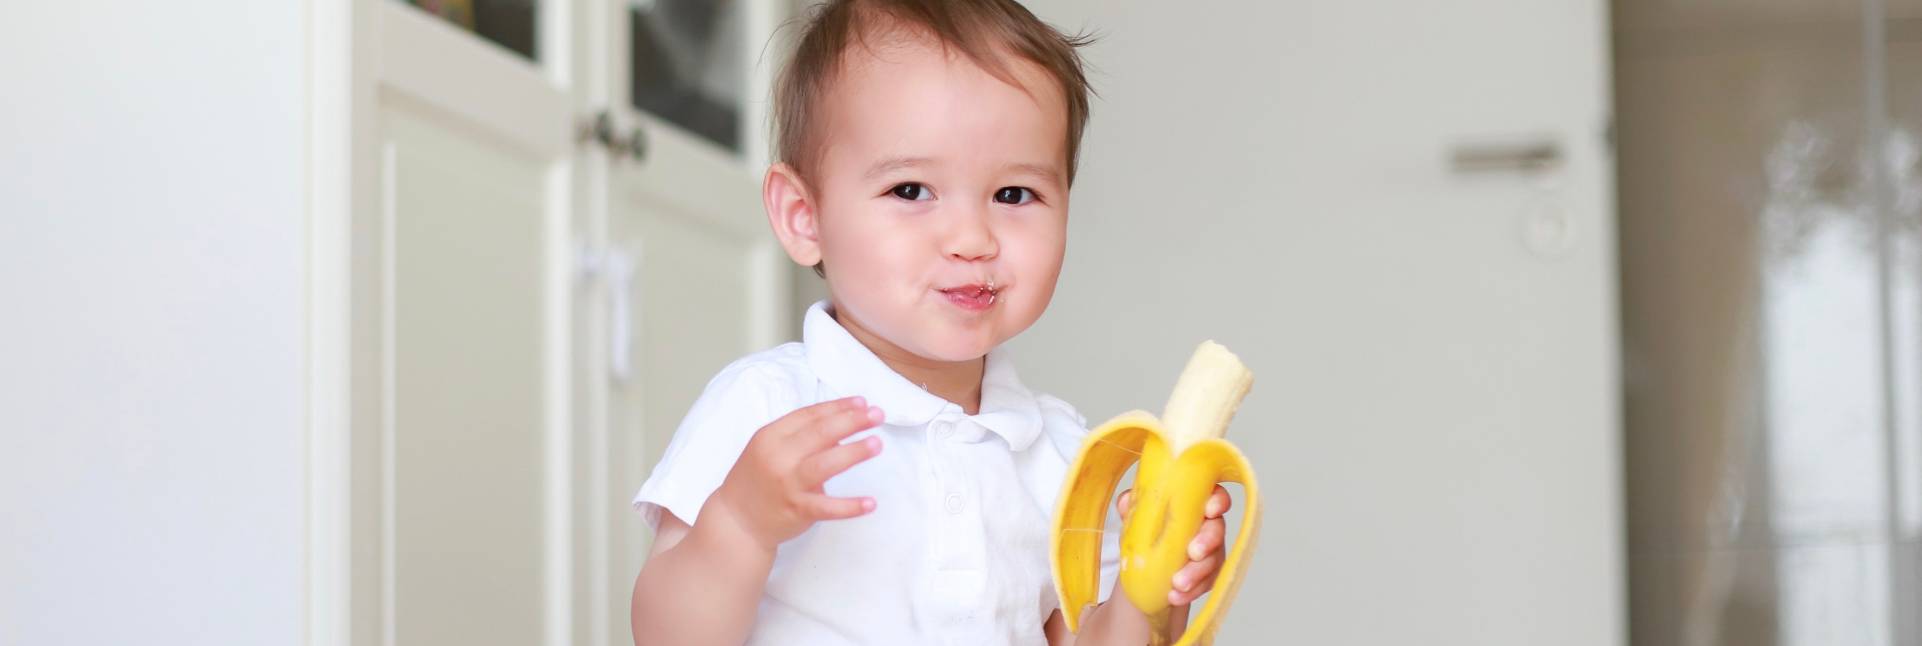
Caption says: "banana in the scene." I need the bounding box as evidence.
[1050,341,1260,646]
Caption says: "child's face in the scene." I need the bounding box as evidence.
[775,35,1071,363]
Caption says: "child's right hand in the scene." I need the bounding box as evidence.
[705,396,886,552]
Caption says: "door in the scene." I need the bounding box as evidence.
[1012,1,1621,644]
[342,2,576,646]
[568,1,792,645]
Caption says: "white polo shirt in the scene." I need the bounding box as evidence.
[633,301,1118,645]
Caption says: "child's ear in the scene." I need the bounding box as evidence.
[764,163,822,267]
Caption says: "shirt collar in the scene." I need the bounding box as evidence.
[803,301,1043,451]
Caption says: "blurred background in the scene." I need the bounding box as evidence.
[1,0,1918,645]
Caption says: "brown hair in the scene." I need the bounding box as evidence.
[773,0,1095,185]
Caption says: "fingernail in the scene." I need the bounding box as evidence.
[849,396,866,408]
[1174,573,1190,591]
[867,406,885,423]
[861,498,876,512]
[1188,539,1205,560]
[865,436,883,452]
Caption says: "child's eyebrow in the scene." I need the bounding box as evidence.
[864,156,934,180]
[1003,162,1063,184]
[861,157,1062,185]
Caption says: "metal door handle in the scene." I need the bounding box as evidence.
[582,111,648,162]
[1448,138,1562,174]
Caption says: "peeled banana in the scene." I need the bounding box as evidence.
[1050,341,1260,646]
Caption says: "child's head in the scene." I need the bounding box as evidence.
[762,0,1093,365]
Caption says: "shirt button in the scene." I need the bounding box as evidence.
[944,492,964,514]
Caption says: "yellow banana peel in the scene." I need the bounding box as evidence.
[1051,341,1260,646]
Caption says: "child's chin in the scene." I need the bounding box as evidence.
[916,336,995,364]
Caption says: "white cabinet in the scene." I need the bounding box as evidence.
[306,2,792,644]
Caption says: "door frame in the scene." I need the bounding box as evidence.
[305,0,356,643]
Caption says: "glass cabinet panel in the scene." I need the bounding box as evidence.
[404,0,540,62]
[629,0,745,152]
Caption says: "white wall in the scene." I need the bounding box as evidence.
[1009,1,1621,644]
[0,4,308,644]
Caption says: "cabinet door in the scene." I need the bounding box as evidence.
[567,1,793,645]
[347,3,575,645]
[331,2,793,646]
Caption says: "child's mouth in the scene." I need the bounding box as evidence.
[939,283,999,312]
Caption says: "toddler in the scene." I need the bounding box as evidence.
[629,1,1231,643]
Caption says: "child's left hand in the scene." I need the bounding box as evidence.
[1116,484,1232,606]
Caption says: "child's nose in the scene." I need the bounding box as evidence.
[943,203,999,262]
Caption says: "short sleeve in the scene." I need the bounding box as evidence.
[631,363,796,531]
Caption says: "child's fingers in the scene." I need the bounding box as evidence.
[763,397,864,440]
[1168,566,1220,606]
[796,401,884,450]
[1187,516,1226,561]
[1169,550,1223,602]
[1205,485,1231,518]
[806,493,876,520]
[1115,489,1133,517]
[800,435,882,487]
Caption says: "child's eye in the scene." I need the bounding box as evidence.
[994,186,1036,205]
[889,183,933,201]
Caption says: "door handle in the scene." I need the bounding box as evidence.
[582,111,648,162]
[1447,138,1562,174]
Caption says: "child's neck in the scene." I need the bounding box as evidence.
[830,305,984,415]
